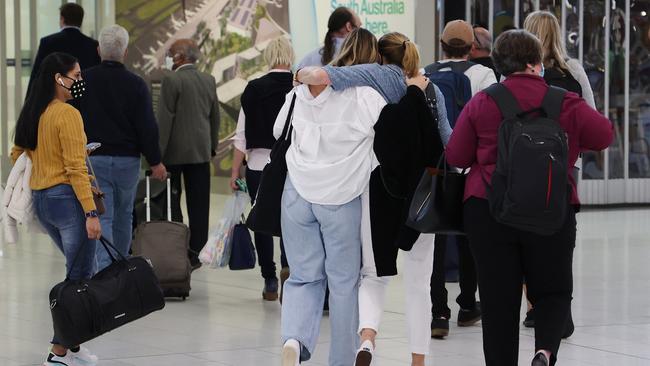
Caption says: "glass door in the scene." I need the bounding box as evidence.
[459,0,650,204]
[1,1,111,179]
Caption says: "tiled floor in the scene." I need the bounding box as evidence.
[1,194,649,365]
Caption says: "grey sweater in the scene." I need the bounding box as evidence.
[566,58,597,110]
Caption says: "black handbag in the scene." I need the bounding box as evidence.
[405,154,467,234]
[246,93,297,236]
[49,237,165,347]
[229,216,256,270]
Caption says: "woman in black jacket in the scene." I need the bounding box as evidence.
[231,38,293,301]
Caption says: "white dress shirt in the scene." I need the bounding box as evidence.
[273,84,386,205]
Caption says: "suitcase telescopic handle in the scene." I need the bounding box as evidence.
[144,172,172,222]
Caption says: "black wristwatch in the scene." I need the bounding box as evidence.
[85,210,99,218]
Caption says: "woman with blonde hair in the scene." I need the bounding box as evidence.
[296,32,450,366]
[524,10,596,336]
[231,36,294,301]
[277,28,387,366]
[524,10,596,109]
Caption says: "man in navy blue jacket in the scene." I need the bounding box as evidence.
[75,25,167,271]
[27,3,101,97]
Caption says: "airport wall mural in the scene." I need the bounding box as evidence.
[116,0,291,176]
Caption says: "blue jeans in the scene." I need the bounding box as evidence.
[280,178,361,366]
[33,184,96,345]
[89,156,140,271]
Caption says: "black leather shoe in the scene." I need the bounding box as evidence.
[524,309,536,328]
[531,352,550,366]
[431,317,450,339]
[279,267,290,304]
[263,278,279,301]
[458,302,481,326]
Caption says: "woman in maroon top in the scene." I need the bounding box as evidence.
[446,30,613,366]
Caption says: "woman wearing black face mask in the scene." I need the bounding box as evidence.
[12,52,101,366]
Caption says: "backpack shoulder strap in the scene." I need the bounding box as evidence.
[448,61,475,74]
[424,62,441,74]
[425,61,474,74]
[484,83,522,119]
[540,86,567,121]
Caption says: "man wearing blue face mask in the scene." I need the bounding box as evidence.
[157,39,220,270]
[75,24,167,272]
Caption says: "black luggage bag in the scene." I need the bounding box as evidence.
[49,237,165,347]
[132,174,192,299]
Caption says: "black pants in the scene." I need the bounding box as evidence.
[246,168,288,279]
[168,163,211,263]
[430,234,478,318]
[464,197,575,366]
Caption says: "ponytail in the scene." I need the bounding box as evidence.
[321,7,356,65]
[401,41,420,78]
[322,31,336,65]
[378,32,421,78]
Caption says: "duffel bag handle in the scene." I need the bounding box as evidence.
[97,237,128,262]
[66,237,127,280]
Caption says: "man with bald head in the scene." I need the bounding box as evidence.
[158,39,220,269]
[469,26,501,80]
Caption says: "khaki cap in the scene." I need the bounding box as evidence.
[441,20,474,46]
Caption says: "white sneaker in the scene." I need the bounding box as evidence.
[70,346,98,365]
[355,340,374,366]
[43,351,77,366]
[281,339,300,366]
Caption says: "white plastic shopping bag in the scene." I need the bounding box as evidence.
[199,191,249,268]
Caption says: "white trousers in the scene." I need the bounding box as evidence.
[358,191,435,355]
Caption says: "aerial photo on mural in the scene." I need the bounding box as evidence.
[117,0,291,175]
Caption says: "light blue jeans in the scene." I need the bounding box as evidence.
[280,178,361,366]
[89,156,141,271]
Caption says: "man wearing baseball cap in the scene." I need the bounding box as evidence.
[434,19,497,95]
[425,19,497,340]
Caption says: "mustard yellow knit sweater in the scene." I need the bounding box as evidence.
[12,99,96,213]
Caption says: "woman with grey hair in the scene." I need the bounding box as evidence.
[230,37,293,302]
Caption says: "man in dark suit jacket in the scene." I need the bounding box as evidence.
[158,39,220,269]
[27,3,101,96]
[75,24,167,272]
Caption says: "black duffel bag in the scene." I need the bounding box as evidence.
[246,93,297,236]
[49,237,165,347]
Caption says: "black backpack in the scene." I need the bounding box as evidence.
[544,66,582,97]
[484,84,569,236]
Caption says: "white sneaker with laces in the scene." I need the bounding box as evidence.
[70,346,98,365]
[43,351,77,366]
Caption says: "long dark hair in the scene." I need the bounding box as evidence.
[322,7,355,65]
[15,52,78,150]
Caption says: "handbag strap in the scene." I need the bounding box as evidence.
[280,93,298,141]
[86,154,101,192]
[435,153,467,189]
[66,236,125,280]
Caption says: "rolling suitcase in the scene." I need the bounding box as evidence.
[132,173,192,299]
